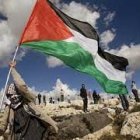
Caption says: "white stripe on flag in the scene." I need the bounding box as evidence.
[94,54,126,83]
[65,28,126,83]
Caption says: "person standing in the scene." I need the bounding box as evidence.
[97,94,101,104]
[57,98,60,103]
[119,94,129,111]
[67,95,71,104]
[92,90,98,104]
[49,97,53,104]
[60,89,64,102]
[38,93,42,105]
[131,81,140,102]
[80,84,88,112]
[43,95,46,106]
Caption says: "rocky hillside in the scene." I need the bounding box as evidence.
[0,99,140,140]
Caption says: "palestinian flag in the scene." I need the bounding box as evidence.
[19,0,129,94]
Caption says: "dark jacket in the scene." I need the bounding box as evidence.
[80,87,87,99]
[0,68,58,139]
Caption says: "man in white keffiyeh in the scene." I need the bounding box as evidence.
[0,62,58,140]
[6,83,23,109]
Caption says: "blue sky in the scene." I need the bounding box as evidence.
[0,0,140,94]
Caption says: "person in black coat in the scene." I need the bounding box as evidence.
[92,90,98,104]
[38,93,42,105]
[119,94,129,111]
[43,95,46,106]
[80,84,88,112]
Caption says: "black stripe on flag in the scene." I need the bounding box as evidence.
[98,47,129,71]
[48,0,99,41]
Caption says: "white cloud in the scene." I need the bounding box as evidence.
[27,78,79,101]
[0,0,36,67]
[50,0,61,6]
[104,12,115,26]
[48,79,79,100]
[126,71,135,80]
[28,86,39,95]
[109,43,140,79]
[1,0,36,37]
[61,1,100,28]
[110,44,140,71]
[0,21,16,66]
[46,56,64,68]
[100,30,116,49]
[119,44,140,71]
[0,88,9,109]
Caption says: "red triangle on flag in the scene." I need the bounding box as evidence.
[20,0,73,44]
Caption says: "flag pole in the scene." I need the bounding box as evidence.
[0,46,19,111]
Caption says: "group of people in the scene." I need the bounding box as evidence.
[80,82,140,112]
[116,81,140,111]
[37,93,47,105]
[80,84,101,112]
[37,89,71,105]
[92,90,101,104]
[0,61,139,139]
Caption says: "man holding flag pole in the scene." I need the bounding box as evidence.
[0,61,58,139]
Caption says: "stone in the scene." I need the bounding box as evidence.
[121,112,140,139]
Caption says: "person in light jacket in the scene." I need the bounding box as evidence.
[0,61,58,140]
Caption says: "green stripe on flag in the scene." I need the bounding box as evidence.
[22,40,128,94]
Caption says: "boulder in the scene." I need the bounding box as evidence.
[56,110,112,140]
[81,124,115,140]
[121,112,140,139]
[103,98,120,108]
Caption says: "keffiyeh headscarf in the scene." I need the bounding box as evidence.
[7,83,16,95]
[6,83,23,109]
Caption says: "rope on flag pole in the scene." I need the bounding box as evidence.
[0,46,19,111]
